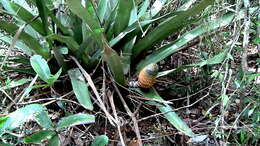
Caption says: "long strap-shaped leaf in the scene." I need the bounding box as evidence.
[35,0,49,36]
[0,20,50,59]
[0,0,50,36]
[66,0,101,34]
[132,0,214,59]
[113,0,133,35]
[102,40,126,85]
[135,88,195,137]
[136,8,257,71]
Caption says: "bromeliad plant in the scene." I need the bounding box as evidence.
[0,0,256,144]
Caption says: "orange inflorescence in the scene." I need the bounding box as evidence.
[138,68,157,88]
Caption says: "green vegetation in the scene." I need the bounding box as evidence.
[0,0,259,145]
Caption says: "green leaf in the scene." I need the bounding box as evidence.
[6,56,31,65]
[132,0,214,58]
[0,33,32,55]
[157,65,193,77]
[0,142,13,146]
[196,50,229,67]
[0,0,50,36]
[221,94,229,108]
[47,34,80,52]
[1,78,31,90]
[47,134,60,146]
[157,49,230,78]
[109,17,161,47]
[35,111,53,129]
[128,5,138,26]
[0,116,8,128]
[56,113,95,130]
[0,20,50,59]
[68,68,93,110]
[121,36,137,74]
[97,0,109,23]
[30,55,61,85]
[245,73,260,84]
[135,88,195,137]
[49,12,71,35]
[0,104,47,136]
[138,0,149,18]
[47,69,62,85]
[58,47,69,55]
[91,135,109,146]
[144,0,168,19]
[102,42,126,85]
[3,66,35,75]
[23,130,55,144]
[30,55,51,82]
[137,12,234,71]
[114,0,133,35]
[35,0,49,36]
[66,0,100,33]
[253,37,260,44]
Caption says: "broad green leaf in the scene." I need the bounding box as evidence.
[135,88,195,137]
[253,37,260,44]
[128,6,138,26]
[157,49,230,77]
[0,0,49,36]
[1,78,31,90]
[71,16,83,44]
[11,0,36,14]
[103,4,117,39]
[114,0,133,35]
[56,113,95,130]
[97,0,109,23]
[245,73,260,84]
[121,36,137,74]
[35,0,49,36]
[58,47,69,55]
[196,49,229,67]
[102,42,126,85]
[138,0,149,18]
[47,68,62,85]
[47,134,60,146]
[30,55,51,83]
[137,11,234,71]
[35,111,53,129]
[66,0,104,50]
[68,68,93,110]
[0,33,32,55]
[23,130,55,144]
[0,142,13,146]
[6,56,31,65]
[0,104,47,136]
[47,34,80,52]
[49,12,71,35]
[0,20,50,59]
[91,135,109,146]
[3,66,35,75]
[132,0,214,58]
[109,17,163,47]
[66,0,100,33]
[0,0,45,38]
[0,116,8,128]
[30,55,61,85]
